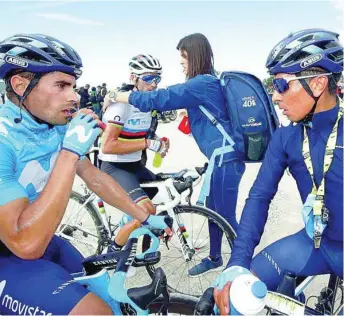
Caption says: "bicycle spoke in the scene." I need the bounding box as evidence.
[191,213,194,246]
[191,257,204,293]
[194,217,207,243]
[161,255,185,260]
[175,260,188,291]
[194,235,210,249]
[163,255,184,267]
[166,260,187,279]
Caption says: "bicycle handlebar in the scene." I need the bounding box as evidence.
[108,227,169,315]
[156,178,182,212]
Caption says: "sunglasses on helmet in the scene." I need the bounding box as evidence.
[140,74,162,85]
[272,73,332,94]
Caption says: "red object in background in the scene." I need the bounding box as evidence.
[178,115,191,134]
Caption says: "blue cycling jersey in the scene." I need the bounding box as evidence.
[129,74,239,162]
[0,101,67,206]
[228,103,343,269]
[0,102,90,314]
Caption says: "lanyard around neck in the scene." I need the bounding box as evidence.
[302,101,343,247]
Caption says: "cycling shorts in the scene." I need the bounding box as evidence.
[251,228,343,290]
[0,236,89,315]
[100,160,157,203]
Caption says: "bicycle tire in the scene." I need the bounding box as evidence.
[144,204,236,297]
[57,191,104,256]
[168,110,178,121]
[148,293,198,315]
[330,275,343,315]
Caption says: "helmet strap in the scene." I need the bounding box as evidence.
[298,78,320,125]
[9,73,53,128]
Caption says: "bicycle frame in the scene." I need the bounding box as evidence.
[142,177,200,262]
[56,186,112,249]
[59,168,202,259]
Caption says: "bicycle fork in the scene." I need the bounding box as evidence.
[166,208,195,262]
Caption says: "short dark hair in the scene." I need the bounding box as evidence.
[176,33,215,79]
[4,70,35,102]
[298,67,341,96]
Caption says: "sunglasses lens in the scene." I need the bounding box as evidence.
[141,75,161,84]
[155,76,162,84]
[273,78,289,93]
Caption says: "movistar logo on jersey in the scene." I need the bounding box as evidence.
[0,280,52,315]
[300,54,322,69]
[18,151,59,194]
[5,56,28,68]
[128,118,151,126]
[66,126,93,143]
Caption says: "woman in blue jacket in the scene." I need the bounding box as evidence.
[108,33,245,276]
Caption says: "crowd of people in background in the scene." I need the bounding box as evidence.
[75,82,108,116]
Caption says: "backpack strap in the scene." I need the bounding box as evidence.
[196,144,235,206]
[197,106,235,206]
[199,106,235,147]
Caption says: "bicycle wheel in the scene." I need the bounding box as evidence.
[331,276,343,315]
[168,110,178,121]
[148,293,198,315]
[57,191,104,257]
[144,204,236,297]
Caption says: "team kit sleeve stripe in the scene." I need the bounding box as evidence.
[118,137,145,142]
[120,130,147,137]
[108,120,124,128]
[135,196,150,205]
[122,127,150,133]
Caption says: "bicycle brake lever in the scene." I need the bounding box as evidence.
[164,234,170,250]
[186,186,193,206]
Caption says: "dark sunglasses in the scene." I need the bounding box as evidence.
[140,74,162,85]
[273,73,332,94]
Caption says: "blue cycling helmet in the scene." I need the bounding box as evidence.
[0,33,82,79]
[266,29,343,75]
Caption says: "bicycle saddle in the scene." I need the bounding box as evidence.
[127,267,169,311]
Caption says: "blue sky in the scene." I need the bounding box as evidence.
[1,1,343,88]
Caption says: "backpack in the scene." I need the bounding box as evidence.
[200,71,279,163]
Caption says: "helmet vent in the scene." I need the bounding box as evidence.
[328,50,344,62]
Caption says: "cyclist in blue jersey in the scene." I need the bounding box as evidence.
[99,53,170,251]
[0,34,171,315]
[104,33,246,277]
[212,29,343,315]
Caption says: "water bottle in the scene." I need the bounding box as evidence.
[153,152,163,168]
[152,137,167,168]
[230,274,267,315]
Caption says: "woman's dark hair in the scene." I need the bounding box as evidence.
[176,33,215,79]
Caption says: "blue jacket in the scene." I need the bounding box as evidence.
[129,74,238,162]
[228,104,343,269]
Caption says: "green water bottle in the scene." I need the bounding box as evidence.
[152,137,167,168]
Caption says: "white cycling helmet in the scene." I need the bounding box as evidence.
[129,54,162,75]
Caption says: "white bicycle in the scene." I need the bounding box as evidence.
[57,162,236,297]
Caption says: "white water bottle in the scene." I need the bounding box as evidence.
[230,274,267,315]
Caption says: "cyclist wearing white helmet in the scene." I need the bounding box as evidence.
[0,35,172,315]
[99,54,170,250]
